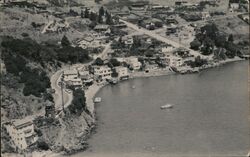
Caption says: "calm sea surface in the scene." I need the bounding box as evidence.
[71,61,249,157]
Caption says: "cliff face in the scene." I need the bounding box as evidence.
[0,35,94,154]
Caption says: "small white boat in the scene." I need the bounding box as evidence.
[132,85,136,89]
[160,104,173,109]
[94,97,102,103]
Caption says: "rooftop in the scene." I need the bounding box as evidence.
[94,25,110,30]
[63,69,78,75]
[12,116,34,129]
[82,36,94,42]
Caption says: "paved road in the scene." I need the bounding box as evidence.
[50,43,111,111]
[119,19,206,58]
[50,68,73,111]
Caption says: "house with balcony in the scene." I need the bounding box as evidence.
[66,78,83,87]
[4,116,38,150]
[92,66,112,81]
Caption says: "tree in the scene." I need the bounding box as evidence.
[99,6,105,17]
[190,39,201,50]
[37,140,50,150]
[201,23,218,40]
[98,13,103,23]
[106,11,113,25]
[90,12,97,21]
[111,69,118,77]
[68,89,87,114]
[228,34,234,42]
[84,8,89,18]
[94,57,104,65]
[61,35,70,47]
[81,10,84,18]
[109,58,121,67]
[215,34,227,47]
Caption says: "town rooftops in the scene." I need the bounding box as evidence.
[12,116,34,129]
[94,25,110,30]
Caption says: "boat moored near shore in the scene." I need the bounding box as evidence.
[94,97,102,103]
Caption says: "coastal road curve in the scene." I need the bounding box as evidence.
[50,69,73,111]
[50,43,111,112]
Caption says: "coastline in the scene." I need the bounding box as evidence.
[3,58,247,157]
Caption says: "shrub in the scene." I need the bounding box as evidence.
[68,89,87,115]
[37,140,50,150]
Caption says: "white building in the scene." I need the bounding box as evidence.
[4,117,38,150]
[79,70,93,84]
[93,66,112,80]
[162,46,174,53]
[230,3,240,10]
[63,69,78,80]
[115,66,129,79]
[65,78,82,87]
[126,57,142,70]
[122,36,134,47]
[167,56,184,67]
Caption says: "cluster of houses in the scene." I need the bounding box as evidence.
[108,0,221,31]
[60,52,186,89]
[62,62,131,88]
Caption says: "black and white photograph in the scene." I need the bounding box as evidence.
[0,0,249,157]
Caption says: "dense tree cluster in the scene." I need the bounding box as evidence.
[82,6,114,25]
[68,89,87,115]
[1,36,90,65]
[20,67,51,97]
[185,56,208,68]
[1,36,90,97]
[190,23,242,58]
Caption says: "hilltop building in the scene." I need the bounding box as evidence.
[4,117,38,150]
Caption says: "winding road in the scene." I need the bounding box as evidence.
[50,43,111,111]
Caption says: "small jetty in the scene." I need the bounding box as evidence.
[160,104,173,109]
[94,97,102,103]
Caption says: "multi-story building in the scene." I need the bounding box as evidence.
[166,56,184,67]
[63,69,78,81]
[115,66,129,80]
[92,66,112,81]
[126,57,142,70]
[4,117,38,150]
